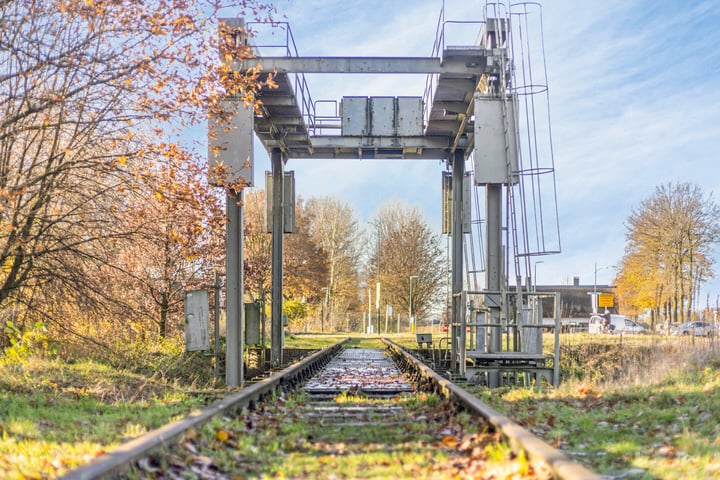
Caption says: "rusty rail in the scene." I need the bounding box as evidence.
[63,337,599,480]
[383,338,602,480]
[61,339,348,480]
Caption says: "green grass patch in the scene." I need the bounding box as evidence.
[467,344,720,479]
[0,353,209,479]
[140,390,547,479]
[284,333,399,350]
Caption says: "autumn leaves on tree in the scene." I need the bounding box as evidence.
[0,0,448,349]
[615,182,720,323]
[0,0,275,347]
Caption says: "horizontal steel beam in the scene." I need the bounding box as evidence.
[255,116,306,126]
[238,56,488,74]
[259,96,298,106]
[268,148,451,160]
[256,134,459,160]
[430,101,472,114]
[309,135,450,150]
[425,120,472,133]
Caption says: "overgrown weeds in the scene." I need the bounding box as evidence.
[0,328,220,479]
[470,336,720,479]
[8,331,719,478]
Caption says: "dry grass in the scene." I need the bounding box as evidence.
[473,334,720,479]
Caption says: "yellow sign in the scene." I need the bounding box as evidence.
[598,293,614,308]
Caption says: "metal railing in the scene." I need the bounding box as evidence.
[246,21,316,131]
[422,9,486,129]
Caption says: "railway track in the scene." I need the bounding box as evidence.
[62,339,600,480]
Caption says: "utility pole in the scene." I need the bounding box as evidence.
[376,228,381,334]
[321,287,328,333]
[593,262,598,314]
[409,275,418,334]
[270,148,284,366]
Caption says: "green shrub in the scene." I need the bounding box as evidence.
[1,321,56,365]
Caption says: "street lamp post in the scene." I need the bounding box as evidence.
[321,287,328,333]
[533,261,544,292]
[376,228,381,334]
[592,263,613,314]
[593,262,598,314]
[409,275,419,334]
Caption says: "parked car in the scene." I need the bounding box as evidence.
[670,321,715,337]
[588,314,647,334]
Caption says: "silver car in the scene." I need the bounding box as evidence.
[670,321,715,337]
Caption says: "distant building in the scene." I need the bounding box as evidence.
[536,276,615,319]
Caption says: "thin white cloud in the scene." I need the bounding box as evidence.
[248,0,720,301]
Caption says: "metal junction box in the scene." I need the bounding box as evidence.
[341,96,369,135]
[184,290,209,352]
[208,99,254,187]
[370,96,395,135]
[396,97,423,136]
[341,96,422,136]
[244,302,261,345]
[473,93,519,185]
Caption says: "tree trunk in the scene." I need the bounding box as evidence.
[159,293,169,338]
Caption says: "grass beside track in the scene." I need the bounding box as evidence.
[0,356,209,479]
[132,389,549,479]
[466,335,720,479]
[2,332,720,478]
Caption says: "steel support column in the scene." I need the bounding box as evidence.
[270,148,284,367]
[486,184,503,387]
[225,190,244,387]
[450,150,465,373]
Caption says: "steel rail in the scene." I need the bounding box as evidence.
[383,338,602,480]
[61,339,348,480]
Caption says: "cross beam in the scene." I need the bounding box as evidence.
[238,55,494,74]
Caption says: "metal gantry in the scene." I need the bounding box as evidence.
[210,2,561,386]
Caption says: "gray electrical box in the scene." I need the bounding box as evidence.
[208,99,254,187]
[184,290,209,352]
[396,97,423,136]
[244,302,261,345]
[473,93,519,185]
[341,96,422,136]
[370,97,395,135]
[341,96,369,135]
[265,170,296,233]
[440,171,472,235]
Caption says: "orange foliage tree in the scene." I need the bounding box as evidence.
[0,0,275,347]
[616,182,720,324]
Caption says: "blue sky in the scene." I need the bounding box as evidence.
[237,0,720,305]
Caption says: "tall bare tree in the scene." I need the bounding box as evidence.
[243,189,272,302]
[284,198,328,299]
[304,197,361,331]
[243,193,332,331]
[368,201,446,326]
[618,182,720,323]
